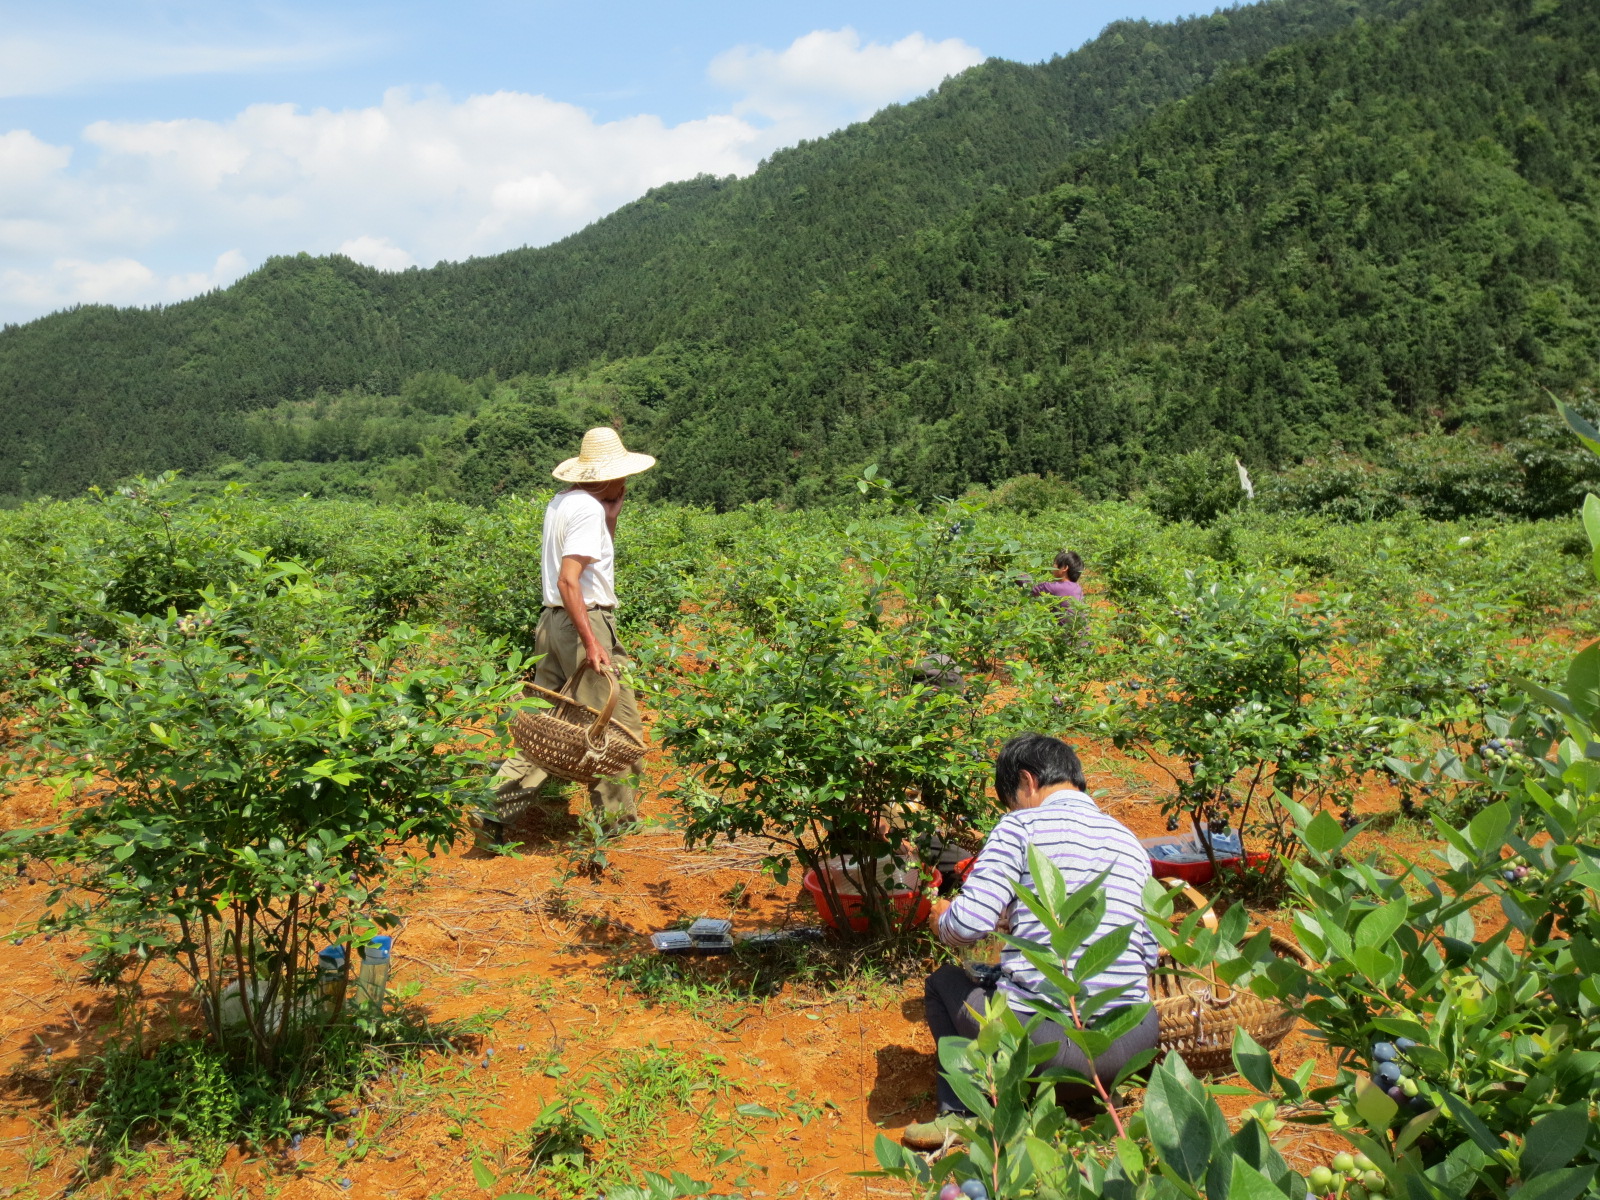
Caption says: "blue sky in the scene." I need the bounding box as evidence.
[0,1,1209,325]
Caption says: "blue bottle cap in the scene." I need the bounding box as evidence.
[361,935,393,963]
[318,946,347,971]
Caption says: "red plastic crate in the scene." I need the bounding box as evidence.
[1141,834,1271,886]
[802,866,942,934]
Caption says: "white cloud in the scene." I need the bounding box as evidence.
[338,235,415,271]
[0,249,247,317]
[710,28,983,125]
[0,33,353,98]
[0,28,983,326]
[0,129,72,185]
[0,1,366,101]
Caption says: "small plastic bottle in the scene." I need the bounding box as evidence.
[317,946,347,1012]
[355,936,392,1014]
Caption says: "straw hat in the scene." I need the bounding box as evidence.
[552,428,657,483]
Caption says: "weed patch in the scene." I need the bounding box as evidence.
[506,1045,809,1196]
[50,1010,470,1195]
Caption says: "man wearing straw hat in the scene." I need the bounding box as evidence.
[491,428,655,831]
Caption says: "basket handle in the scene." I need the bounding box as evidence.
[1172,885,1233,1004]
[1176,885,1218,934]
[565,660,621,749]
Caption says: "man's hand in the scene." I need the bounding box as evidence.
[597,480,627,536]
[928,897,952,932]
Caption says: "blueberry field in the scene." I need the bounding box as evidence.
[0,461,1596,1200]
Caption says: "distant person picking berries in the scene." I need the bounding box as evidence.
[1032,550,1084,627]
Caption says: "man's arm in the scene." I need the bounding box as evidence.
[557,554,611,671]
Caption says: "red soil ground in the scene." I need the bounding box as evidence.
[0,722,1433,1200]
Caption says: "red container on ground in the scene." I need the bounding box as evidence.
[802,867,942,934]
[1140,834,1272,886]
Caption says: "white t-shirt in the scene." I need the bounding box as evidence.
[540,489,617,608]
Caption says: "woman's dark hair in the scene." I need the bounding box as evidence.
[994,733,1087,805]
[1054,550,1083,583]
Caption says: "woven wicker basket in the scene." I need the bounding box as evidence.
[509,662,646,786]
[1153,886,1309,1076]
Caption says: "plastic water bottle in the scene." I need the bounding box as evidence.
[317,946,347,1011]
[355,936,392,1013]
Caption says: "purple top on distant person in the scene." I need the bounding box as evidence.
[1031,550,1084,626]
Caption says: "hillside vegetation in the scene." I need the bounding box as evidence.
[2,0,1406,503]
[644,0,1600,504]
[2,0,1597,510]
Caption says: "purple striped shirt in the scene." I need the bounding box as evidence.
[937,788,1158,1013]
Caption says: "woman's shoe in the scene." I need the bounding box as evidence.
[901,1110,970,1151]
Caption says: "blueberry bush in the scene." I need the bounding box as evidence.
[644,474,1074,937]
[3,548,524,1065]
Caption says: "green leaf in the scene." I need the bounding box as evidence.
[1512,1167,1596,1200]
[1355,900,1408,949]
[1521,1104,1589,1177]
[1228,1154,1294,1200]
[873,1133,906,1171]
[1353,1077,1399,1129]
[1114,1136,1147,1180]
[1556,397,1600,459]
[1231,1027,1275,1096]
[1303,810,1345,856]
[735,1103,780,1119]
[471,1160,496,1190]
[1466,802,1511,858]
[1585,493,1600,559]
[1074,924,1135,985]
[1026,1135,1065,1176]
[1566,644,1600,722]
[1350,945,1398,984]
[1515,678,1579,720]
[1395,1108,1439,1153]
[1440,1093,1505,1155]
[1144,1057,1214,1185]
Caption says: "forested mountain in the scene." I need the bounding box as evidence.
[0,0,1409,502]
[649,0,1600,505]
[3,0,1596,510]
